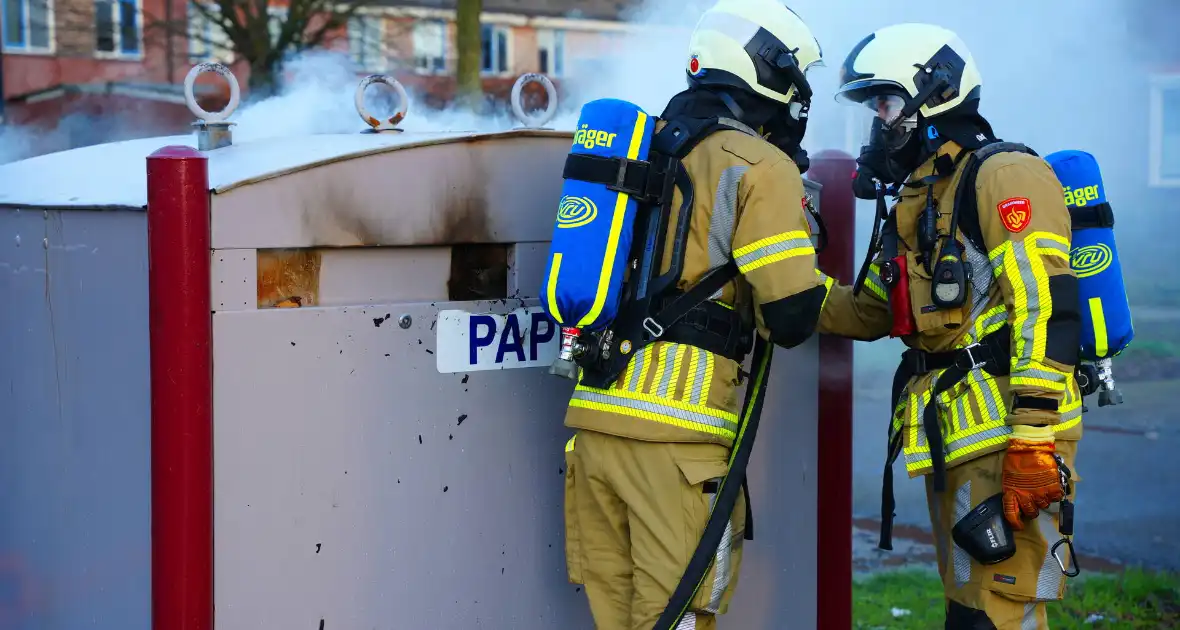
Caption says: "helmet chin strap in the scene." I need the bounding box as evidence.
[717,91,746,123]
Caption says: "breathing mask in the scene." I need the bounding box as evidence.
[851,94,920,199]
[762,101,811,173]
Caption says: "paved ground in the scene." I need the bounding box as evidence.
[851,346,1180,573]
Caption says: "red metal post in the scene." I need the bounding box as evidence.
[809,150,857,630]
[147,146,213,630]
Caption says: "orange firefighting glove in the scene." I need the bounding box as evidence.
[1001,425,1064,530]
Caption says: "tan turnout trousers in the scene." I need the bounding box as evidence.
[564,430,746,630]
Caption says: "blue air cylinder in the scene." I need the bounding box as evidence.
[540,98,655,332]
[1045,150,1134,361]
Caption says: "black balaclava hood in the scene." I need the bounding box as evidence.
[853,99,997,198]
[661,86,811,172]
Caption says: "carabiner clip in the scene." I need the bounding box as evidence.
[1051,537,1081,578]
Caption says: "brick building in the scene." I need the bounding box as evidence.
[0,0,640,159]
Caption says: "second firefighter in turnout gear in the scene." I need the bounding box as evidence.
[561,1,831,628]
[819,23,1084,630]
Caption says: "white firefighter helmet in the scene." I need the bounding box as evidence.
[835,23,982,122]
[685,0,824,110]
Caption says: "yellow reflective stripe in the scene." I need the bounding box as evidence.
[821,273,836,310]
[863,263,888,301]
[945,421,1010,461]
[565,435,576,452]
[1089,296,1109,357]
[546,252,564,324]
[577,111,648,327]
[571,385,739,438]
[733,230,814,273]
[624,344,652,391]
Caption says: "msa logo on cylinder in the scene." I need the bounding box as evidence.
[435,307,559,373]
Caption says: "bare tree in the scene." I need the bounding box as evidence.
[159,0,381,97]
[455,0,482,110]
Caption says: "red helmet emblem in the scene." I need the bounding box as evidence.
[688,55,702,75]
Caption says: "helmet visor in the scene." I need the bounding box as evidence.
[853,94,916,150]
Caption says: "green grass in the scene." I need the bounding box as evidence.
[853,568,1180,629]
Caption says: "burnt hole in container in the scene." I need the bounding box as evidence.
[448,244,508,302]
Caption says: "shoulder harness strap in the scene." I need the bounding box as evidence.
[951,141,1039,254]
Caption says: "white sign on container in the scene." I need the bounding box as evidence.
[435,307,560,373]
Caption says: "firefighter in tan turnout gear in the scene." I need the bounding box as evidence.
[819,24,1084,629]
[559,1,832,628]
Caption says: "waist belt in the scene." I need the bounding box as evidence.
[878,325,1011,550]
[657,297,752,363]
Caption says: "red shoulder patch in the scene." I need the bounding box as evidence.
[997,197,1032,233]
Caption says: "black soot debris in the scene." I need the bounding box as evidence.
[443,486,449,493]
[315,543,322,554]
[418,435,423,444]
[449,434,454,440]
[462,374,470,384]
[385,353,390,357]
[426,349,434,355]
[319,619,325,630]
[457,414,468,426]
[373,314,391,327]
[417,339,422,345]
[290,341,296,346]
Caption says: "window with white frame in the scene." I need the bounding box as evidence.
[349,14,386,72]
[95,0,140,55]
[480,23,509,75]
[412,18,445,74]
[187,2,230,62]
[536,28,563,76]
[2,0,52,52]
[1151,76,1180,187]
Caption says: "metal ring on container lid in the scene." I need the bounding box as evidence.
[510,73,558,128]
[355,74,410,131]
[183,62,241,124]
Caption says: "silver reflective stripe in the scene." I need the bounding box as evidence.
[953,480,973,587]
[734,236,813,270]
[1035,511,1064,599]
[688,347,709,405]
[1022,603,1040,630]
[1061,404,1081,423]
[865,265,887,300]
[708,166,746,269]
[1012,366,1067,387]
[627,345,651,392]
[967,308,1008,345]
[1035,236,1069,257]
[1010,240,1041,371]
[955,396,969,432]
[703,483,733,613]
[674,612,698,630]
[945,424,1012,455]
[656,344,679,397]
[570,390,738,432]
[716,117,758,137]
[914,393,928,448]
[968,369,1002,420]
[963,235,994,316]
